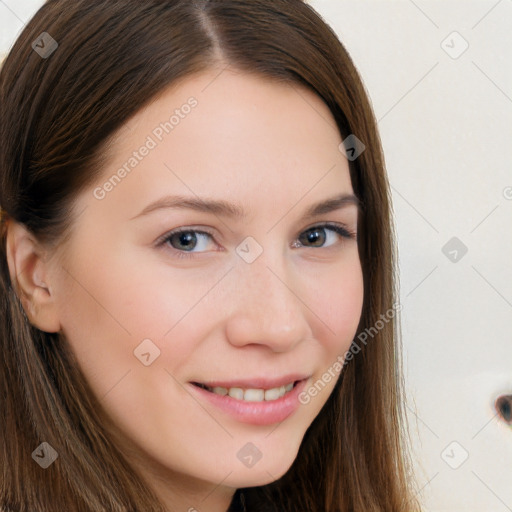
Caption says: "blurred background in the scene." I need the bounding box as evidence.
[1,1,511,510]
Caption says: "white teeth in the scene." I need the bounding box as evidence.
[228,387,244,400]
[264,386,284,401]
[244,389,265,401]
[205,382,296,401]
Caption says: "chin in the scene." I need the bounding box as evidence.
[225,457,296,488]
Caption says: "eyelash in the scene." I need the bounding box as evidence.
[156,222,357,260]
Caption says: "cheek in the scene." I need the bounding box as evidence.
[58,246,196,338]
[292,258,363,411]
[55,246,227,407]
[54,251,188,395]
[305,254,364,354]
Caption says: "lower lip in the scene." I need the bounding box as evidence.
[188,378,309,426]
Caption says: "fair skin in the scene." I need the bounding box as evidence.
[7,67,364,512]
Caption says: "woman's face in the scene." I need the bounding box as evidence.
[45,67,364,508]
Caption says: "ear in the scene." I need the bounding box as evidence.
[5,220,61,333]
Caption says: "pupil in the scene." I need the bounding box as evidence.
[302,228,325,247]
[175,231,196,250]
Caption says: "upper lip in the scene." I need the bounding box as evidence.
[191,374,310,390]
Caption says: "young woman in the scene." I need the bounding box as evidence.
[0,1,421,511]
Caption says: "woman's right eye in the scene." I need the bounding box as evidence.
[158,228,217,259]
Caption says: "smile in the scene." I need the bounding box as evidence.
[188,376,310,425]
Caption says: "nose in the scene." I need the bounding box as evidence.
[224,249,313,353]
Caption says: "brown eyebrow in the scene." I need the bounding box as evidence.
[130,192,360,221]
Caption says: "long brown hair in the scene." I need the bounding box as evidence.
[0,1,421,510]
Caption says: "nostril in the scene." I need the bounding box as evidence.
[495,395,512,425]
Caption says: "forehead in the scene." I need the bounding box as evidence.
[78,67,353,225]
[111,66,343,165]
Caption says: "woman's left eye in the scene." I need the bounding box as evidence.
[293,223,355,249]
[157,223,356,260]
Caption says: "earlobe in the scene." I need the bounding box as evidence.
[5,220,61,333]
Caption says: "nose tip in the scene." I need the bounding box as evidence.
[225,311,309,353]
[495,395,512,425]
[224,263,312,353]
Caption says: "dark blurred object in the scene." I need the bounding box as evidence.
[495,395,512,425]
